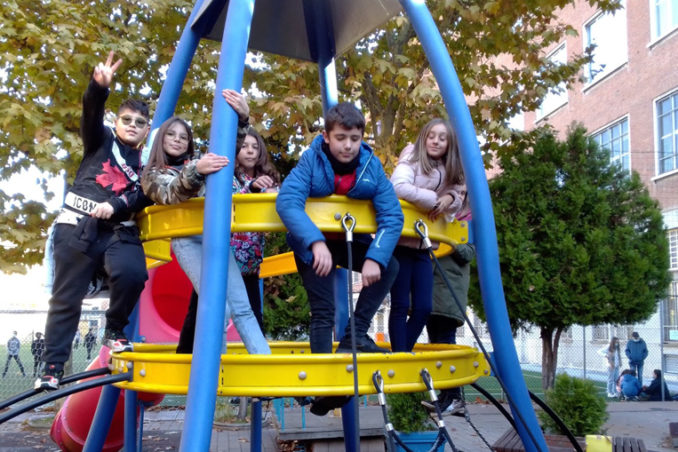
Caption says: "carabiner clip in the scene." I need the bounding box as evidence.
[420,368,437,401]
[342,212,356,243]
[414,219,433,249]
[372,370,387,406]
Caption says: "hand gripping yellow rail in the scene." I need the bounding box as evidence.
[120,193,486,397]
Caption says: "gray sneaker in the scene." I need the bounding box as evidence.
[445,398,465,416]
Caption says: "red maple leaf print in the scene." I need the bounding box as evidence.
[95,159,129,194]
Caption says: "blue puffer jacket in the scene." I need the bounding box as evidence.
[620,373,641,397]
[276,135,404,268]
[625,338,648,364]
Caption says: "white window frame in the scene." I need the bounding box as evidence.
[591,116,631,173]
[537,44,568,119]
[670,228,678,271]
[583,2,628,85]
[650,0,678,42]
[655,89,678,176]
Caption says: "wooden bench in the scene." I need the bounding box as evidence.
[492,429,646,452]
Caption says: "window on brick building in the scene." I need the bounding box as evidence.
[664,279,678,343]
[584,2,628,84]
[652,0,678,41]
[537,44,568,119]
[670,228,678,271]
[656,91,678,175]
[592,118,630,172]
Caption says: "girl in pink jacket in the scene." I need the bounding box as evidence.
[388,118,464,352]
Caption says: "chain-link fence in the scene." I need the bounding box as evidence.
[2,294,677,405]
[371,292,678,400]
[0,310,107,399]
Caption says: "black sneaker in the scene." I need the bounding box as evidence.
[336,335,390,354]
[35,364,64,391]
[103,328,133,353]
[309,396,351,416]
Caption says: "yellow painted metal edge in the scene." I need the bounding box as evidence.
[110,342,489,397]
[138,194,468,269]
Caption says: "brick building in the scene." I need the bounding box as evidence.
[516,0,678,373]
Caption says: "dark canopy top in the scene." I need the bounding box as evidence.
[193,0,402,62]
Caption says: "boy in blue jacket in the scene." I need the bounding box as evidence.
[276,102,403,414]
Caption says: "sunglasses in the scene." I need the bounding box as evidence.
[118,115,149,128]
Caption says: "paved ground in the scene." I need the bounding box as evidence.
[1,400,676,451]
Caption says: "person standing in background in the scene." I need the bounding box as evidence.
[598,336,621,398]
[31,332,46,377]
[84,328,97,360]
[3,331,26,378]
[625,332,648,385]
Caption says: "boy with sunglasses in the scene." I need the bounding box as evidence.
[36,52,152,390]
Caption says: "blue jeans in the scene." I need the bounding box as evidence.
[629,361,644,386]
[294,239,399,354]
[172,236,270,355]
[607,366,620,395]
[389,247,433,352]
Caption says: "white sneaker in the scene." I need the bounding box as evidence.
[445,399,465,416]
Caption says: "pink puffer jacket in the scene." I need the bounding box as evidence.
[390,144,463,249]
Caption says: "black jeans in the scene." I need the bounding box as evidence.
[427,314,461,400]
[294,239,399,353]
[43,223,147,367]
[242,273,264,333]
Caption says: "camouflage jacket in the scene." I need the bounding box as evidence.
[141,121,249,205]
[141,159,205,205]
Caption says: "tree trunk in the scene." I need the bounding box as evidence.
[540,327,563,390]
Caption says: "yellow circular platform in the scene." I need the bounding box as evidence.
[110,342,489,397]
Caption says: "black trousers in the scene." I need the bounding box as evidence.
[242,273,264,333]
[2,355,25,376]
[427,314,461,400]
[43,223,147,367]
[294,239,399,354]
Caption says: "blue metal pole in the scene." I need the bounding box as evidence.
[123,295,141,451]
[179,0,255,450]
[251,400,262,451]
[82,385,121,452]
[398,1,548,451]
[250,278,265,451]
[151,0,207,129]
[142,0,206,165]
[309,7,359,446]
[123,389,138,451]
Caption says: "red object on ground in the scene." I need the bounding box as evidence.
[49,348,162,451]
[139,255,242,343]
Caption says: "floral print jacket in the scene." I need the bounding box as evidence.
[231,169,265,275]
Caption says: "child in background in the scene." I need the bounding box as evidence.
[231,127,280,332]
[388,118,464,352]
[424,194,473,415]
[598,336,621,398]
[618,369,641,400]
[276,102,403,416]
[141,91,269,356]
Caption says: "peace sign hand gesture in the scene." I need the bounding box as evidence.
[93,51,123,88]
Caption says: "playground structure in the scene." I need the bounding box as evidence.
[0,0,557,451]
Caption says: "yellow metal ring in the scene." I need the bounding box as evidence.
[110,342,489,397]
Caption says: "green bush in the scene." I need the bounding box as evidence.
[538,373,607,436]
[387,392,434,433]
